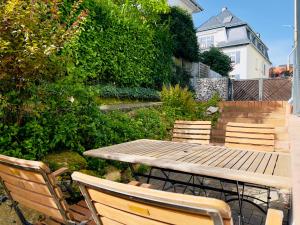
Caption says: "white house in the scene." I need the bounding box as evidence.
[196,7,272,80]
[168,0,203,14]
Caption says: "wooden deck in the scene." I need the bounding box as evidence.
[84,139,291,190]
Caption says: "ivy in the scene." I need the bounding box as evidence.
[162,7,200,62]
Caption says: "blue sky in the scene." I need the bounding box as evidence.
[192,0,294,66]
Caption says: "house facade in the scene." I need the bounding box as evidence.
[196,8,272,80]
[168,0,203,14]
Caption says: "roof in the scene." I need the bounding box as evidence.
[197,8,246,32]
[189,0,204,12]
[217,39,250,48]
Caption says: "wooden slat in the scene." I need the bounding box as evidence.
[11,193,63,221]
[94,202,169,225]
[173,124,211,129]
[201,149,230,166]
[69,201,91,217]
[227,122,275,128]
[0,171,51,196]
[226,132,274,140]
[172,138,210,145]
[89,189,216,225]
[225,143,274,152]
[273,155,291,177]
[247,153,265,172]
[175,121,211,125]
[173,129,211,134]
[226,126,275,134]
[172,133,210,140]
[264,154,278,175]
[0,164,46,184]
[225,137,275,146]
[100,217,123,225]
[256,154,272,174]
[215,150,242,168]
[5,182,59,209]
[239,152,259,171]
[231,152,253,170]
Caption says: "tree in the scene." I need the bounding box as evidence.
[199,47,233,76]
[162,7,199,62]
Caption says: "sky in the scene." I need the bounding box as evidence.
[192,0,295,66]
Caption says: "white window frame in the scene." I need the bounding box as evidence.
[200,36,214,49]
[226,51,240,65]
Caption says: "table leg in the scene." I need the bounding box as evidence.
[236,181,245,225]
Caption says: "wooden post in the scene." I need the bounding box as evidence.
[259,78,264,101]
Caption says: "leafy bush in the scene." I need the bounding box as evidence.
[96,85,160,101]
[162,7,199,62]
[133,108,168,140]
[170,65,192,89]
[160,84,196,119]
[199,47,233,77]
[66,0,173,88]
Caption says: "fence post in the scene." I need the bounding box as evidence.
[258,79,264,101]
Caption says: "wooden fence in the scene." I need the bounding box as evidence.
[232,78,292,101]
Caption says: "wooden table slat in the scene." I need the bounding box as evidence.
[256,153,272,174]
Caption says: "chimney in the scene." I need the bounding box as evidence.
[222,7,228,12]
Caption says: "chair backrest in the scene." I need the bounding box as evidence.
[225,122,275,152]
[72,172,233,225]
[0,154,72,223]
[172,120,212,145]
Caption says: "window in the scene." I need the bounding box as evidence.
[226,51,240,64]
[263,63,266,75]
[200,36,214,49]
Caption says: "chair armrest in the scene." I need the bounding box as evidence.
[265,209,283,225]
[51,167,69,177]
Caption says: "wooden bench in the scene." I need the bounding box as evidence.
[72,172,284,225]
[0,154,94,225]
[225,122,275,152]
[172,120,212,145]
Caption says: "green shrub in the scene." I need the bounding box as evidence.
[196,93,221,126]
[96,85,160,101]
[162,7,199,62]
[160,84,196,119]
[133,108,168,140]
[65,0,173,88]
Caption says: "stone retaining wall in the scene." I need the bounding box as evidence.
[194,78,229,101]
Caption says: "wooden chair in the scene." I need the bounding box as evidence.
[225,122,275,152]
[0,154,94,225]
[72,172,283,225]
[172,120,212,145]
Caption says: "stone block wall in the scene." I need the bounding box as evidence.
[194,78,228,101]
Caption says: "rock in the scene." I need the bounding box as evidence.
[207,106,219,115]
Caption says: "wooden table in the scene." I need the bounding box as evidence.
[84,139,291,190]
